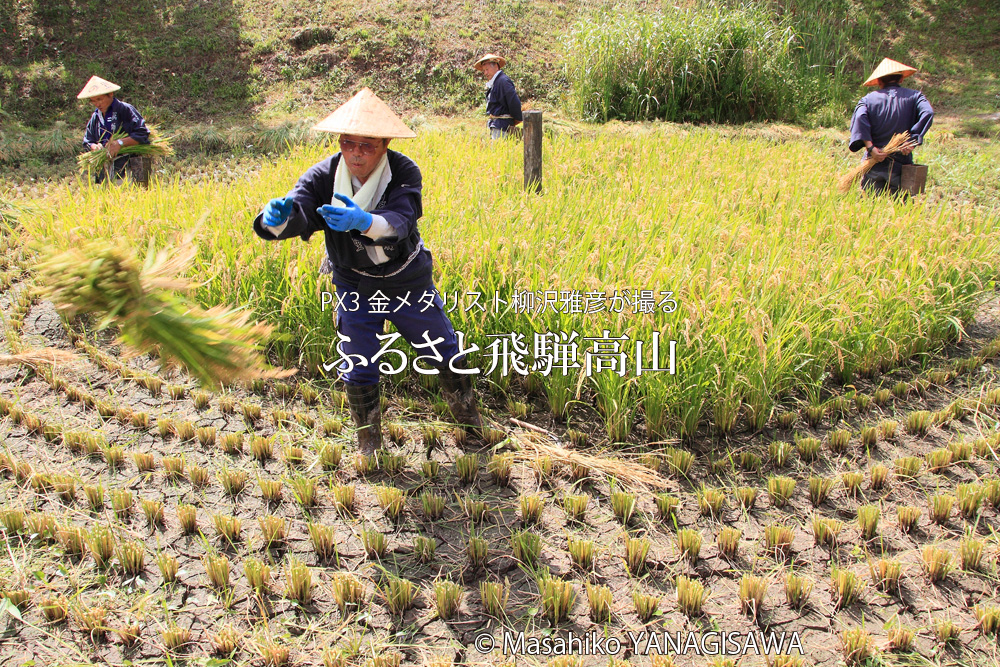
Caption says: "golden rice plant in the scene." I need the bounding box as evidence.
[878,419,898,439]
[925,448,953,473]
[956,482,983,519]
[897,505,920,533]
[141,498,165,527]
[331,572,366,615]
[117,620,142,649]
[929,493,954,525]
[632,589,660,623]
[480,579,509,618]
[0,508,25,536]
[808,476,833,506]
[219,432,243,455]
[623,533,650,575]
[769,440,792,468]
[487,453,513,486]
[697,485,725,518]
[157,552,179,584]
[116,539,145,577]
[831,567,864,609]
[520,493,544,525]
[74,603,108,642]
[767,475,795,508]
[219,466,248,496]
[784,572,812,610]
[420,491,445,520]
[285,557,314,605]
[860,426,877,448]
[921,545,952,582]
[211,623,241,656]
[948,439,972,462]
[677,528,702,563]
[318,442,343,471]
[379,575,416,616]
[764,524,795,559]
[174,420,196,441]
[289,475,317,508]
[563,493,589,522]
[869,558,902,592]
[811,516,842,548]
[455,453,478,485]
[887,624,915,652]
[256,635,291,667]
[828,429,850,455]
[905,410,933,436]
[259,476,283,503]
[610,489,637,524]
[567,536,594,570]
[960,537,984,572]
[40,594,68,624]
[162,455,185,481]
[717,526,741,560]
[735,486,758,511]
[776,412,797,429]
[840,626,873,666]
[654,492,680,519]
[511,529,541,566]
[377,450,406,476]
[258,515,287,548]
[132,451,156,472]
[58,523,86,557]
[203,552,230,590]
[935,617,961,643]
[857,504,880,540]
[795,436,820,463]
[411,534,436,564]
[461,496,489,523]
[251,435,273,462]
[842,471,864,497]
[738,574,767,618]
[974,605,1000,636]
[244,557,272,595]
[308,523,337,561]
[432,579,463,620]
[177,503,197,534]
[361,529,387,559]
[666,447,695,477]
[213,513,242,544]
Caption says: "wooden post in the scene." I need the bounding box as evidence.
[523,110,542,193]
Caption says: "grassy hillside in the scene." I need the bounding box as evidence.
[0,0,997,129]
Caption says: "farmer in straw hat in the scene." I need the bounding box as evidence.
[253,88,484,455]
[848,58,934,196]
[78,75,150,184]
[474,53,523,139]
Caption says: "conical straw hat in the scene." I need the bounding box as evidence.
[77,75,121,99]
[313,88,416,138]
[863,58,917,87]
[473,53,506,72]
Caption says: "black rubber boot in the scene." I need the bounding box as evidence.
[345,383,382,455]
[439,359,484,439]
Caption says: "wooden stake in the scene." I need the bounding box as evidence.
[523,110,542,193]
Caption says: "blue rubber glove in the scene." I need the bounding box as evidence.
[263,197,293,227]
[317,193,373,232]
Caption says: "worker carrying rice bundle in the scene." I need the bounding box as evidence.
[253,88,484,455]
[78,76,151,184]
[848,58,935,196]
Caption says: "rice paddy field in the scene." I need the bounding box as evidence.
[2,122,1000,667]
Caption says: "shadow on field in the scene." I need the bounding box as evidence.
[0,0,255,126]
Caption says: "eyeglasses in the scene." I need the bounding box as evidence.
[339,138,381,156]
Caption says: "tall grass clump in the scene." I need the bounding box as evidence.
[568,5,796,123]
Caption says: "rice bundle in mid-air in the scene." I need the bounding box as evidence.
[38,238,290,388]
[837,131,916,193]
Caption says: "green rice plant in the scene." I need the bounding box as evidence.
[162,625,191,654]
[132,451,156,472]
[162,456,185,480]
[654,492,679,519]
[929,494,954,525]
[455,453,478,485]
[308,523,337,562]
[878,419,898,440]
[259,476,283,503]
[857,504,880,540]
[538,576,576,625]
[110,489,133,520]
[921,545,952,582]
[697,486,725,518]
[531,455,554,482]
[116,539,145,577]
[632,589,660,623]
[948,439,972,463]
[897,505,921,533]
[764,524,795,559]
[157,552,179,584]
[331,483,355,514]
[665,447,694,477]
[461,496,489,523]
[986,480,1000,508]
[812,516,842,548]
[177,504,197,534]
[374,485,406,522]
[480,579,509,618]
[736,450,762,472]
[283,445,305,467]
[776,412,797,429]
[860,426,877,448]
[828,429,850,455]
[422,424,441,451]
[623,533,651,575]
[317,442,343,471]
[803,405,824,428]
[330,572,365,615]
[432,579,463,620]
[974,605,1000,636]
[519,494,544,525]
[377,450,407,476]
[959,537,984,572]
[141,498,165,527]
[610,489,636,524]
[768,441,792,468]
[259,515,287,548]
[738,574,767,618]
[676,528,702,562]
[465,533,486,568]
[0,508,25,535]
[87,523,116,569]
[289,475,317,508]
[840,627,873,666]
[767,476,795,508]
[487,453,512,486]
[675,575,705,617]
[420,491,445,520]
[219,467,248,496]
[213,514,242,544]
[323,417,344,437]
[563,493,589,522]
[378,575,416,616]
[905,410,933,436]
[250,436,273,463]
[935,618,961,643]
[735,486,758,510]
[869,464,889,490]
[717,527,741,560]
[40,594,68,624]
[808,476,833,506]
[855,392,872,413]
[74,603,108,642]
[956,483,983,518]
[192,390,211,409]
[361,529,387,559]
[421,459,440,480]
[51,474,76,504]
[892,381,909,399]
[925,448,953,473]
[831,567,864,609]
[567,536,594,570]
[795,436,820,463]
[869,558,902,592]
[284,557,313,605]
[511,529,541,566]
[219,432,243,455]
[174,420,196,441]
[586,582,612,622]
